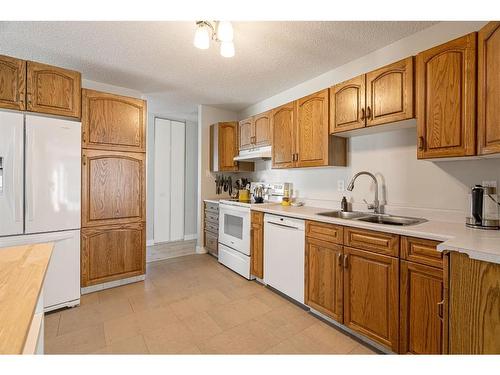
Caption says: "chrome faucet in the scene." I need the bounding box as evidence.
[347,171,380,214]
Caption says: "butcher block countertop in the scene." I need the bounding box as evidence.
[250,203,500,265]
[0,243,53,354]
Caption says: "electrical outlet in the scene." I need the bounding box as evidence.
[337,180,345,192]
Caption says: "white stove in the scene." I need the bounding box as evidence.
[217,183,287,279]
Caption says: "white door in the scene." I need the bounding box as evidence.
[154,118,185,243]
[25,115,81,234]
[0,111,24,237]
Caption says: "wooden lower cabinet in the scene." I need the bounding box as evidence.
[81,222,145,287]
[400,261,444,354]
[343,246,399,352]
[448,252,500,354]
[204,230,218,257]
[305,237,343,322]
[250,211,264,279]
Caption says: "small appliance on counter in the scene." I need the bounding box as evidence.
[466,185,500,230]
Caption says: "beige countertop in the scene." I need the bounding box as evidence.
[0,243,53,354]
[204,198,222,204]
[250,203,500,264]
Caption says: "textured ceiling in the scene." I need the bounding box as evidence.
[0,21,437,121]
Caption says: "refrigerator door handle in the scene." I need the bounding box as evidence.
[26,125,35,222]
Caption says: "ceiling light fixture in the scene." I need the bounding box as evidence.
[193,21,235,58]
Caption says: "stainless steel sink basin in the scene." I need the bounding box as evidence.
[355,215,427,226]
[317,211,367,219]
[317,210,426,226]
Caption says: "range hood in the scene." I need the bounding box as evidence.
[233,146,272,161]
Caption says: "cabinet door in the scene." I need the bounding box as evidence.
[250,211,264,279]
[81,222,145,286]
[253,111,271,147]
[330,75,366,133]
[82,149,146,227]
[26,61,81,118]
[366,57,414,127]
[0,55,26,111]
[271,102,296,168]
[478,22,500,155]
[218,122,239,171]
[343,246,399,352]
[296,89,330,167]
[305,237,343,322]
[239,117,253,150]
[82,89,146,152]
[416,33,477,159]
[400,261,444,354]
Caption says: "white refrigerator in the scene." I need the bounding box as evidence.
[0,111,81,312]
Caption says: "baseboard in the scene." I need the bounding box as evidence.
[196,245,208,254]
[81,274,146,295]
[183,234,198,241]
[146,239,154,246]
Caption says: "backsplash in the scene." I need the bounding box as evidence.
[250,126,500,223]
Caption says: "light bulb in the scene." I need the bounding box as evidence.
[217,21,234,42]
[194,24,210,49]
[220,41,235,58]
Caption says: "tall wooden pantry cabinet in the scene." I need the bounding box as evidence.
[80,89,147,287]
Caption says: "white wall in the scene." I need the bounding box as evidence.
[239,21,498,223]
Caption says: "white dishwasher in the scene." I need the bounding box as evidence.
[264,214,305,304]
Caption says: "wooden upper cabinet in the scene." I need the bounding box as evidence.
[81,222,145,287]
[305,237,343,323]
[271,102,296,169]
[478,22,500,155]
[416,33,477,159]
[330,75,366,133]
[219,122,239,171]
[296,89,330,167]
[82,149,146,227]
[82,89,146,153]
[250,211,264,279]
[343,246,399,352]
[0,55,26,111]
[400,261,444,354]
[253,111,271,147]
[26,61,81,118]
[366,57,414,127]
[239,117,253,150]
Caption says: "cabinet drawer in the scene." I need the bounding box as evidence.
[401,236,443,268]
[205,211,219,223]
[306,221,343,244]
[344,227,399,257]
[204,230,218,256]
[205,221,219,234]
[205,202,219,213]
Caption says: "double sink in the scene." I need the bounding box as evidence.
[317,210,427,226]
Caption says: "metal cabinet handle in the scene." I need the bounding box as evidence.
[343,254,349,268]
[437,300,444,320]
[360,108,365,121]
[418,136,425,150]
[366,106,372,120]
[82,131,86,143]
[337,253,342,267]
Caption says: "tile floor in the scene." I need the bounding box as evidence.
[44,254,377,354]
